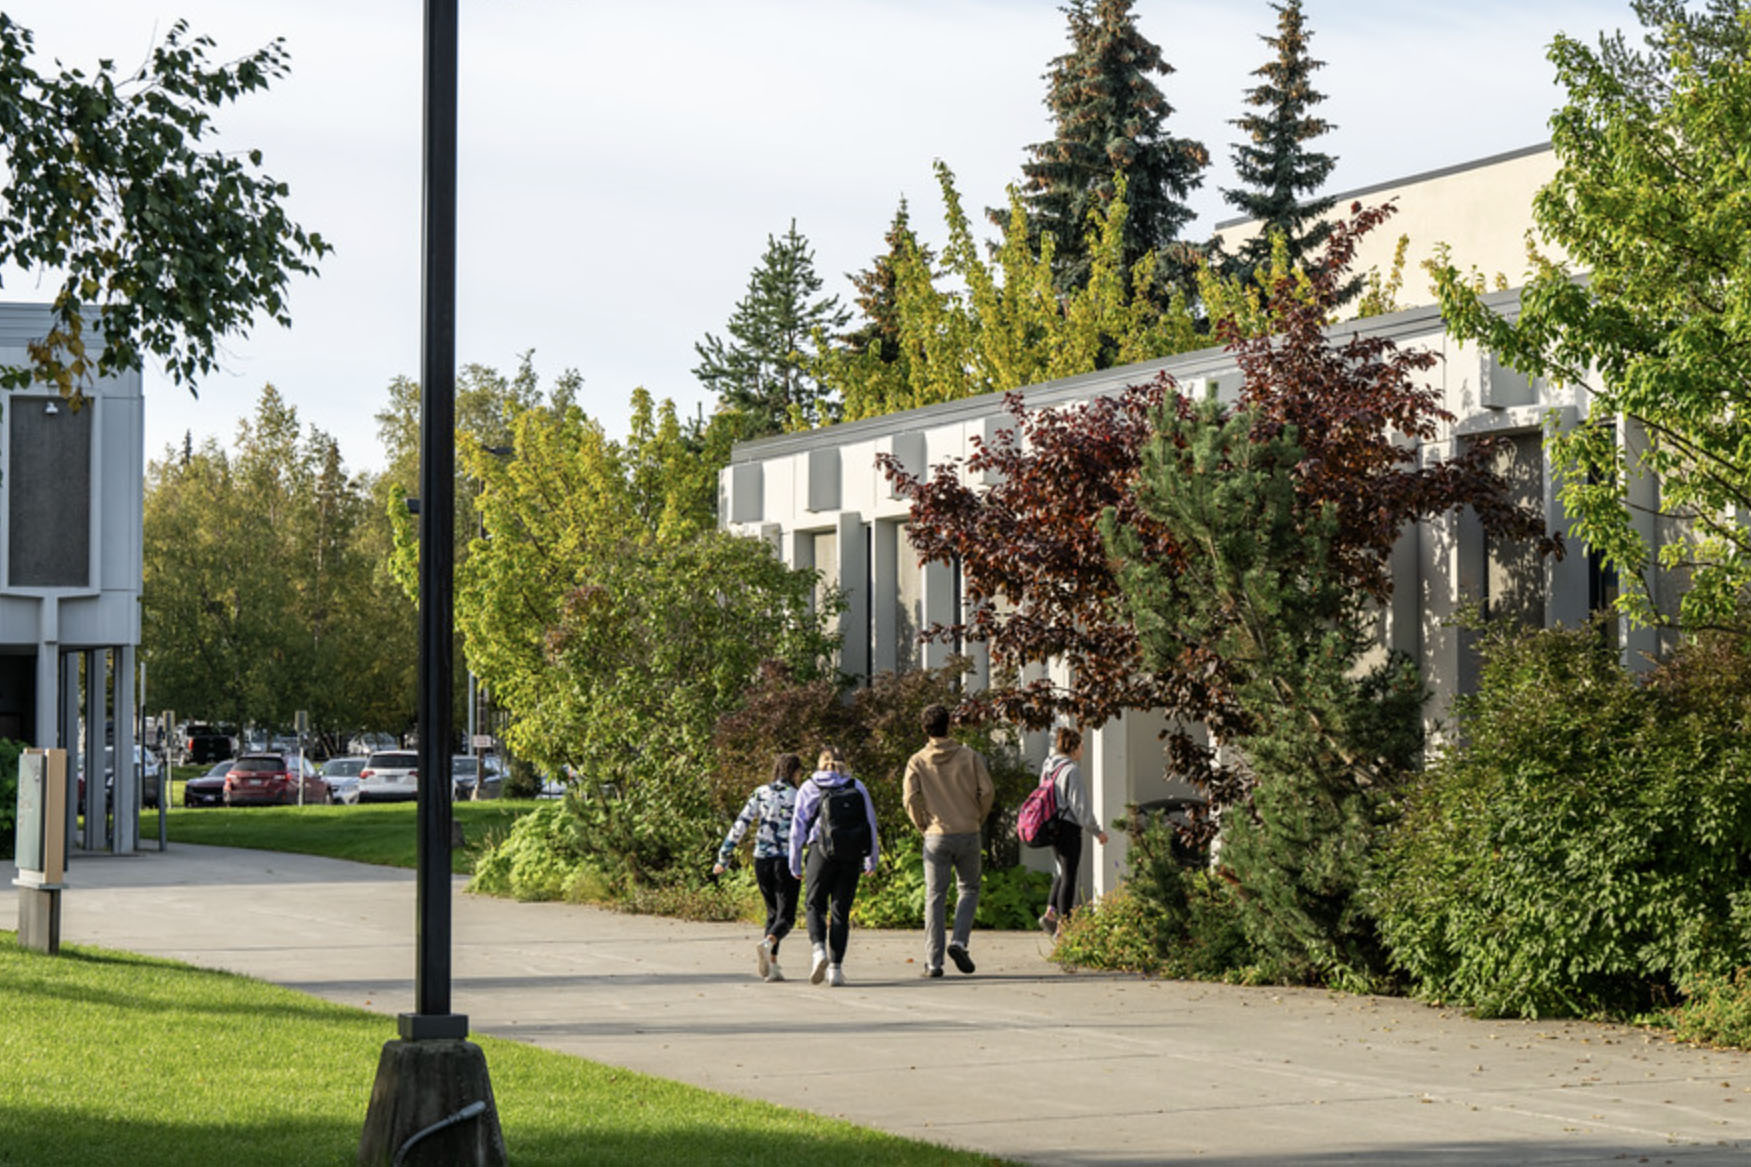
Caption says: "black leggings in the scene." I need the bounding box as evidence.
[754,855,800,957]
[804,848,862,964]
[1048,826,1083,919]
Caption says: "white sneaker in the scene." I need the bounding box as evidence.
[765,960,785,983]
[755,939,772,979]
[826,964,846,987]
[810,947,829,984]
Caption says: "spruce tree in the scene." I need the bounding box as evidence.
[1221,0,1337,281]
[839,199,929,366]
[693,221,850,437]
[1008,0,1208,293]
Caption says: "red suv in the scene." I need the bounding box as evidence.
[224,754,330,806]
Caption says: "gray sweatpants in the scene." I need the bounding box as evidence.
[923,831,982,970]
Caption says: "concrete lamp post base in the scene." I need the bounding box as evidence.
[357,1038,506,1167]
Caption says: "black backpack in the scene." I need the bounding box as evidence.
[816,782,872,861]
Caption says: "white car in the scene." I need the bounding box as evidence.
[319,756,365,805]
[358,750,419,802]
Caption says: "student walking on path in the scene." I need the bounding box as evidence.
[713,752,804,982]
[902,703,994,978]
[788,747,880,987]
[1039,726,1106,938]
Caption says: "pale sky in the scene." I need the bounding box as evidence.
[1,0,1634,476]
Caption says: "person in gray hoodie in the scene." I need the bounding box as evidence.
[1038,726,1107,937]
[788,746,880,987]
[903,703,994,977]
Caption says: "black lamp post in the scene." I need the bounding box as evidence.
[358,2,504,1162]
[408,0,462,1041]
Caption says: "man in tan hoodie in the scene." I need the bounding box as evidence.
[903,703,994,977]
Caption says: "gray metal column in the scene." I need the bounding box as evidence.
[60,652,77,854]
[114,643,137,851]
[34,598,58,747]
[81,649,105,851]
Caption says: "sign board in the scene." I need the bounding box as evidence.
[295,709,309,737]
[470,734,494,751]
[14,749,67,887]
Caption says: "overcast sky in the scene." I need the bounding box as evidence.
[2,0,1634,476]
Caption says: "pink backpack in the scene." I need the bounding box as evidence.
[1016,758,1071,847]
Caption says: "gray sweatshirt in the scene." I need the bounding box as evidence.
[1045,752,1098,835]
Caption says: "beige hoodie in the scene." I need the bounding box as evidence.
[903,737,995,836]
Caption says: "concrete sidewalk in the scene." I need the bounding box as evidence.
[18,843,1751,1165]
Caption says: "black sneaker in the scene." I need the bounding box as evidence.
[947,943,975,975]
[921,966,943,979]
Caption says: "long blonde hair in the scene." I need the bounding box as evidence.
[815,746,848,774]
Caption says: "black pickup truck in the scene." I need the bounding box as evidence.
[182,725,233,764]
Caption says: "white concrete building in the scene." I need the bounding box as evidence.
[720,145,1660,901]
[0,303,147,854]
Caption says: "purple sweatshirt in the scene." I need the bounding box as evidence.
[788,768,880,878]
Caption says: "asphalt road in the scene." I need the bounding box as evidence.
[19,843,1751,1165]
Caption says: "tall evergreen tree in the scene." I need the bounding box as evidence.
[694,220,850,437]
[1007,0,1209,293]
[840,199,929,366]
[1221,0,1337,280]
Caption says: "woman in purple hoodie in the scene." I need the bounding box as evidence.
[788,746,880,987]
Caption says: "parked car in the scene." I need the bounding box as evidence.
[181,724,233,765]
[184,760,235,808]
[74,745,167,813]
[104,745,164,809]
[348,732,398,756]
[319,756,365,806]
[223,754,330,806]
[451,754,504,800]
[358,750,419,803]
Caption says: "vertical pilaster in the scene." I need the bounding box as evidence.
[1418,439,1477,738]
[920,559,955,671]
[836,511,869,684]
[871,521,898,676]
[1543,411,1589,631]
[1086,714,1130,900]
[1620,415,1662,671]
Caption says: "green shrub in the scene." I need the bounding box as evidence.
[470,802,589,901]
[501,755,542,800]
[622,868,763,922]
[1050,886,1169,975]
[1668,968,1751,1048]
[0,739,23,858]
[1048,811,1259,980]
[1128,814,1256,979]
[1369,624,1751,1018]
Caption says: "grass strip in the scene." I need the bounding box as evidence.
[154,800,535,874]
[0,933,1006,1167]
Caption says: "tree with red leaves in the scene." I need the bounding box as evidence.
[880,201,1555,765]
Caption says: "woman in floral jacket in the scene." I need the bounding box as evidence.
[714,752,803,981]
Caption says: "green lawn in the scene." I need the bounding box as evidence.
[0,933,1004,1167]
[152,797,535,874]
